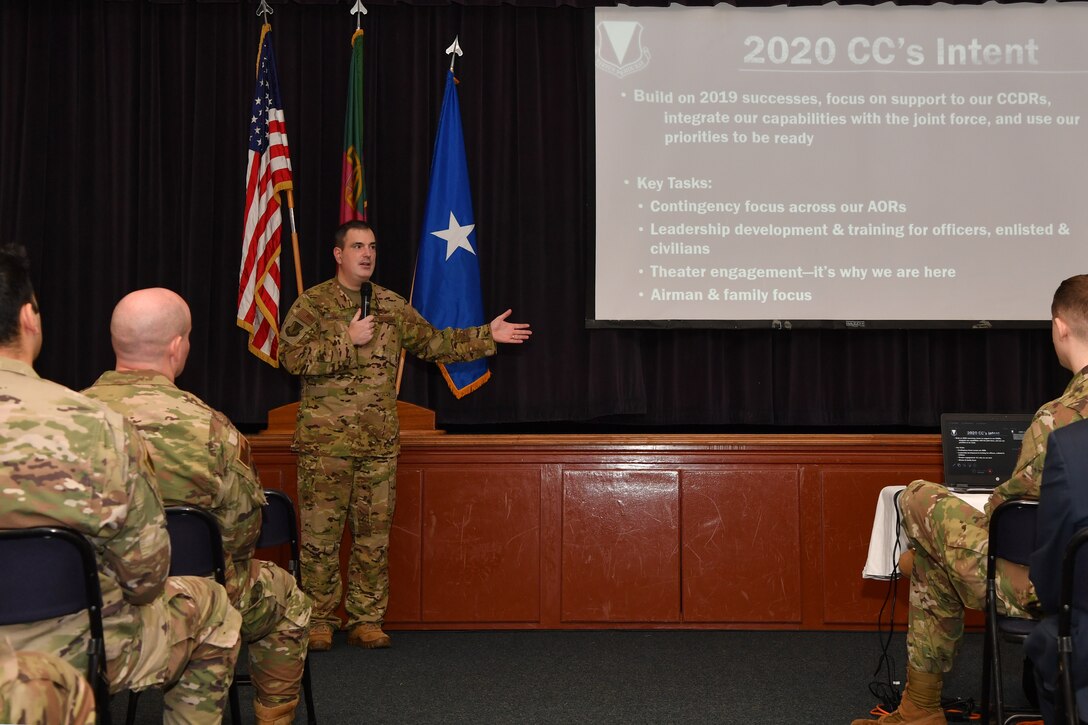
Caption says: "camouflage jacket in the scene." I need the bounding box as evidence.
[279,279,496,458]
[0,357,170,670]
[986,365,1088,515]
[84,370,265,602]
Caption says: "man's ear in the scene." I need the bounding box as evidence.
[1055,315,1071,341]
[333,246,342,264]
[169,334,184,358]
[19,302,40,336]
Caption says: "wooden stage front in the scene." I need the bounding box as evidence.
[249,402,939,631]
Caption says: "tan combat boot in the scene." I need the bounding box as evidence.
[851,669,946,725]
[347,622,391,649]
[254,697,299,725]
[308,622,334,652]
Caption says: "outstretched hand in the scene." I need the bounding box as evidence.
[490,309,532,344]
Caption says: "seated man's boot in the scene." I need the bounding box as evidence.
[308,622,334,652]
[347,623,391,649]
[255,697,299,725]
[851,669,946,725]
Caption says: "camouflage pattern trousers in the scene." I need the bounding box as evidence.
[5,575,241,725]
[113,575,241,724]
[298,453,397,629]
[0,637,94,725]
[237,559,312,706]
[900,480,1038,673]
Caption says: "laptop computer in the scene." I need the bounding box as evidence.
[940,413,1035,492]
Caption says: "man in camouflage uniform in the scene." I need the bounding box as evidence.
[0,636,95,725]
[279,221,531,650]
[853,273,1088,725]
[0,245,241,724]
[84,287,312,725]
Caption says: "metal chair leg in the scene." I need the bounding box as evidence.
[302,655,317,725]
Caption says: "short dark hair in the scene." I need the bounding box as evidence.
[333,220,374,249]
[1052,274,1088,340]
[0,245,35,346]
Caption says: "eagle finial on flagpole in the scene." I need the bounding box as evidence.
[256,0,273,24]
[350,0,367,31]
[446,36,463,73]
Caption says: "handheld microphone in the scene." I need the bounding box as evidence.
[361,282,372,317]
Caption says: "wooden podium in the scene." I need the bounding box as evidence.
[262,399,441,437]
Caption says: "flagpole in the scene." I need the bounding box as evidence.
[257,0,272,31]
[446,36,462,73]
[286,193,303,295]
[352,0,367,30]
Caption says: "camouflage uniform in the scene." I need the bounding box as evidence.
[0,357,241,724]
[84,369,311,707]
[280,279,495,628]
[899,365,1088,673]
[0,636,95,725]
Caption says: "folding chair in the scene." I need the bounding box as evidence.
[1058,526,1088,725]
[980,498,1041,725]
[232,489,317,724]
[0,526,111,725]
[126,506,241,725]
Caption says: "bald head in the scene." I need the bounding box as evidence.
[111,288,192,379]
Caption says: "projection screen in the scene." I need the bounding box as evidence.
[591,2,1088,328]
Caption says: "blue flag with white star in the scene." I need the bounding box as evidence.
[413,70,489,398]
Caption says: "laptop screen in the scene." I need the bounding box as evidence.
[940,413,1035,491]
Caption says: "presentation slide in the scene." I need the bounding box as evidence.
[592,3,1088,326]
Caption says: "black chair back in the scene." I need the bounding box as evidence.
[981,498,1041,725]
[164,506,227,585]
[1059,526,1088,724]
[991,500,1040,566]
[242,489,316,724]
[0,526,111,725]
[256,489,298,553]
[127,506,238,725]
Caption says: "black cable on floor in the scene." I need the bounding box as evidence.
[868,495,904,710]
[865,493,982,722]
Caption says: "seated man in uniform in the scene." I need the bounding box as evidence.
[84,287,312,725]
[855,274,1088,725]
[0,245,241,725]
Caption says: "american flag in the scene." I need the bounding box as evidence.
[237,25,293,366]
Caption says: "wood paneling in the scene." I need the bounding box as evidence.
[249,421,946,631]
[387,467,423,622]
[682,468,801,623]
[561,470,680,622]
[421,468,541,622]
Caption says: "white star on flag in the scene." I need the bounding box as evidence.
[431,212,476,261]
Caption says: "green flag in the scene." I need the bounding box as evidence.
[340,29,367,222]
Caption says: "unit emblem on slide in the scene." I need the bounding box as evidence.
[596,21,651,78]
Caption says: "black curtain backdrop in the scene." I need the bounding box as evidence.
[0,0,1069,431]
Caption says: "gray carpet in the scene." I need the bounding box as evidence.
[109,628,1036,724]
